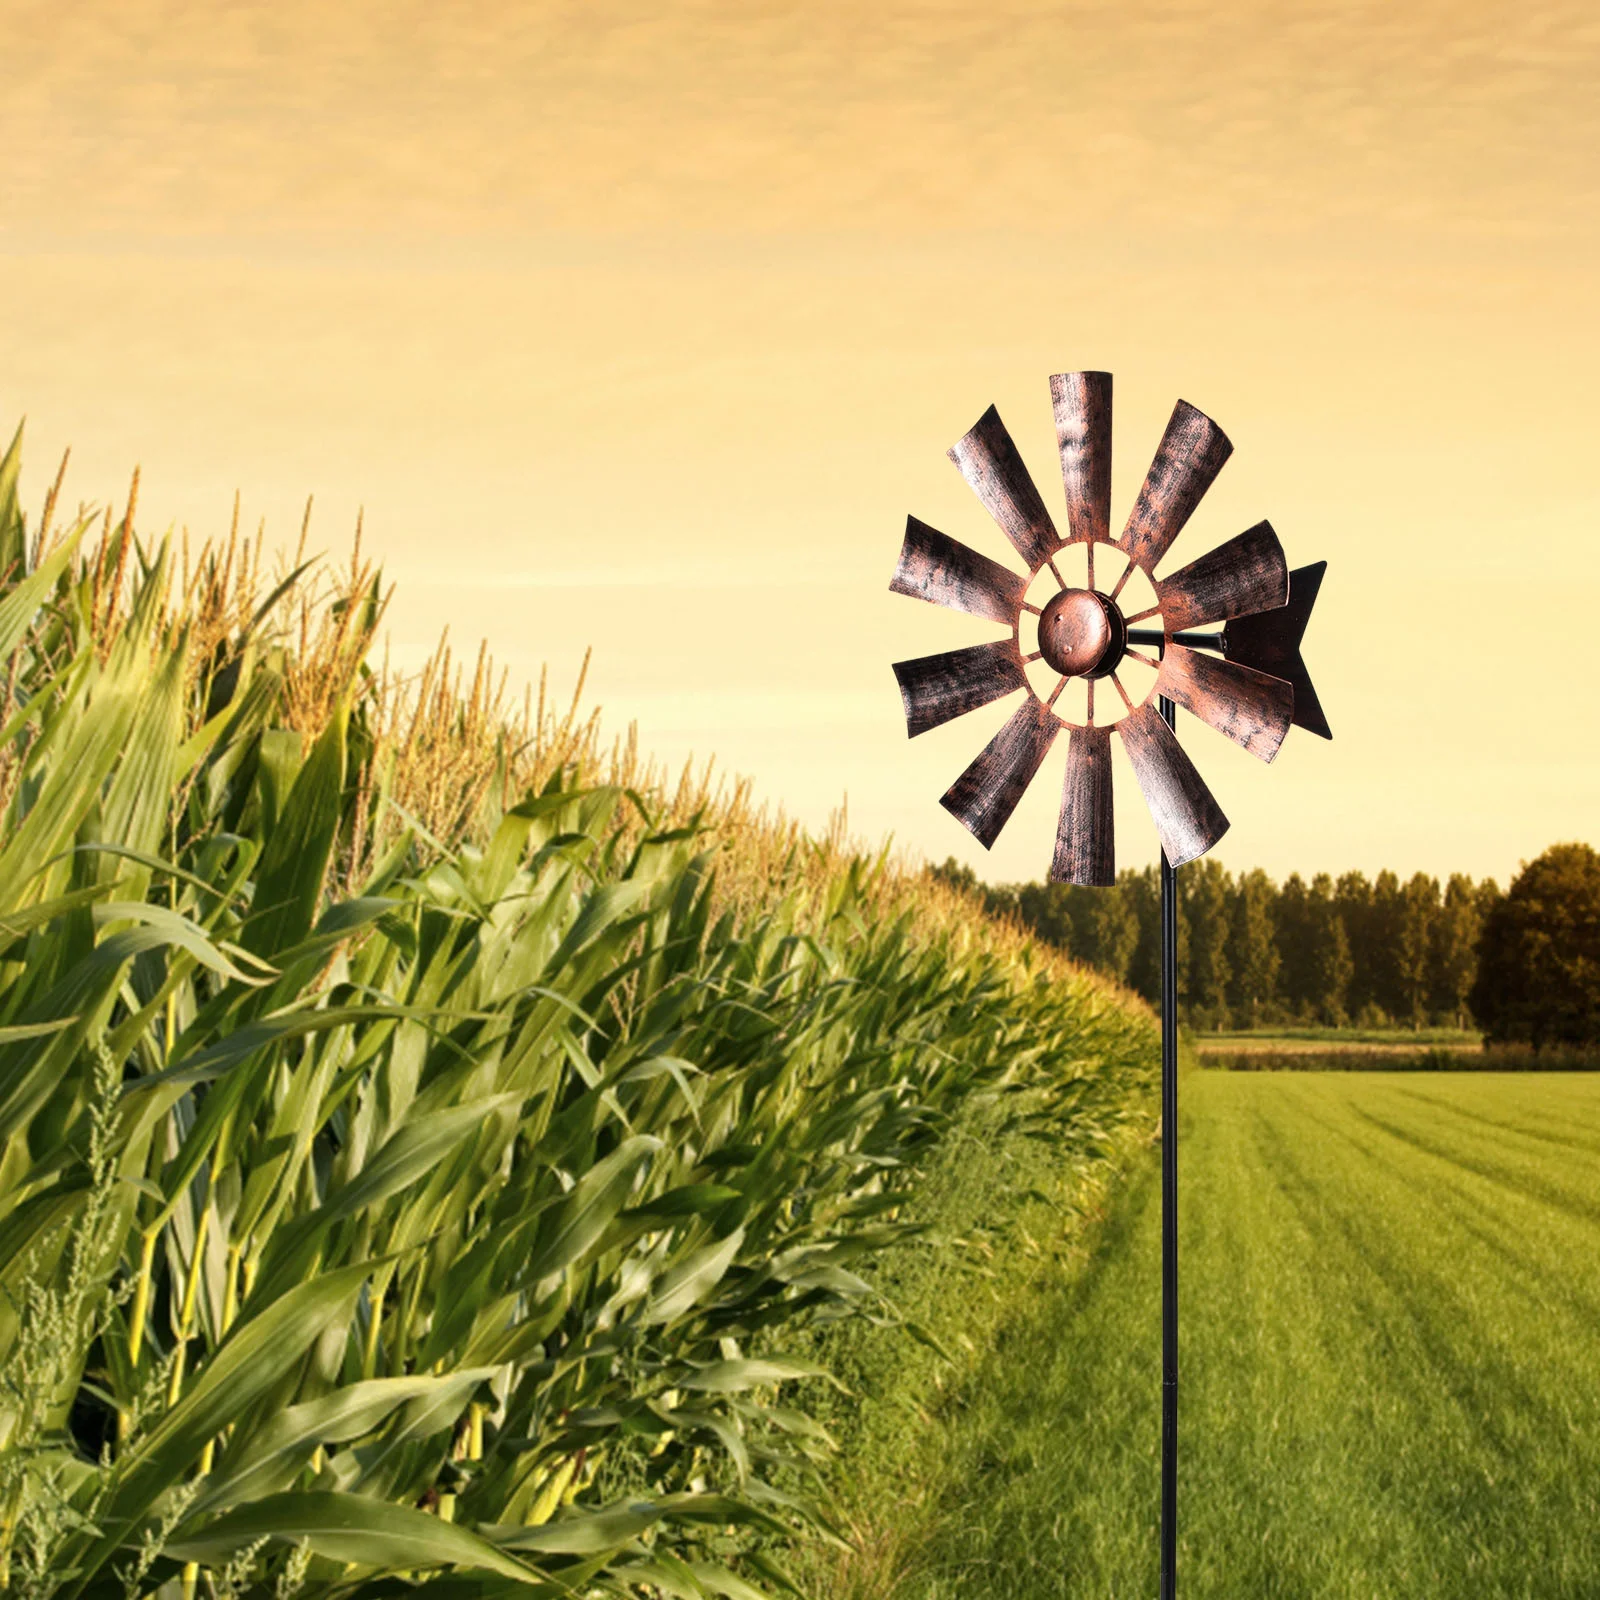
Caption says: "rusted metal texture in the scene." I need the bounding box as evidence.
[1051,725,1115,885]
[888,515,1027,626]
[1154,644,1293,762]
[947,405,1060,571]
[1117,400,1233,574]
[1119,701,1230,866]
[1038,588,1110,676]
[892,640,1025,738]
[1155,519,1288,632]
[1222,561,1332,739]
[1050,370,1113,546]
[940,696,1060,848]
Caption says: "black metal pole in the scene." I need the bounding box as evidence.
[1159,692,1179,1600]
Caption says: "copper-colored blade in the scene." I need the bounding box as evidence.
[1050,725,1114,885]
[940,696,1059,848]
[1117,400,1233,573]
[888,515,1027,626]
[1118,702,1229,866]
[892,640,1025,738]
[1222,561,1332,739]
[947,405,1059,571]
[1155,644,1293,763]
[1155,520,1288,632]
[1049,371,1112,546]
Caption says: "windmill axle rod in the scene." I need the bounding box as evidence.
[1126,628,1224,652]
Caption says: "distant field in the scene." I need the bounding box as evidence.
[1194,1025,1482,1053]
[1191,1028,1597,1072]
[840,1073,1600,1599]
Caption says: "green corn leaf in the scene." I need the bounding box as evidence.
[135,1001,434,1095]
[0,654,142,918]
[88,637,187,899]
[0,1015,78,1042]
[609,1551,710,1600]
[65,1262,375,1594]
[193,1369,496,1515]
[624,1183,741,1220]
[0,515,86,658]
[325,1095,520,1225]
[547,878,655,968]
[644,1227,745,1326]
[0,924,195,1146]
[526,1134,660,1284]
[492,1499,665,1555]
[677,1358,831,1394]
[91,901,271,984]
[164,1491,543,1581]
[242,703,346,958]
[0,418,24,579]
[685,1561,776,1600]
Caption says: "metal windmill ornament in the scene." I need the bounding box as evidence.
[892,371,1328,880]
[888,370,1329,1599]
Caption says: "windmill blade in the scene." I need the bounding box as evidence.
[1050,725,1114,885]
[947,405,1060,571]
[1050,371,1113,546]
[1117,400,1233,574]
[889,515,1027,626]
[1119,702,1230,865]
[1222,561,1332,739]
[941,696,1060,848]
[1155,520,1288,632]
[892,640,1026,738]
[1155,644,1293,763]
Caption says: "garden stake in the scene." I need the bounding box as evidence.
[888,370,1330,1597]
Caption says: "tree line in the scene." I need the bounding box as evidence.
[932,857,1502,1031]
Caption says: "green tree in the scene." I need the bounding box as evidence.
[930,857,980,897]
[1361,869,1405,1024]
[1273,872,1315,1018]
[1228,868,1281,1028]
[1311,895,1354,1024]
[1015,880,1075,951]
[1471,843,1600,1048]
[1121,867,1163,1001]
[1181,857,1233,1028]
[930,857,1018,924]
[1396,872,1441,1027]
[1430,873,1484,1027]
[1334,870,1376,1020]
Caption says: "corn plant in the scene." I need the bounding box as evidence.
[0,431,1156,1598]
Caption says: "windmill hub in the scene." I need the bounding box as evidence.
[1037,587,1126,679]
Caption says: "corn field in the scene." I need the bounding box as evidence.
[0,428,1157,1599]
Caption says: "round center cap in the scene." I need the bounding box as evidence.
[1038,588,1117,677]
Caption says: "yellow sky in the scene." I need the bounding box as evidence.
[3,2,1597,883]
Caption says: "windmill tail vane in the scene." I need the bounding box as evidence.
[889,371,1329,886]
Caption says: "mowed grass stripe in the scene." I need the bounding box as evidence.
[1205,1075,1600,1594]
[880,1073,1600,1600]
[1234,1086,1587,1540]
[1389,1076,1600,1164]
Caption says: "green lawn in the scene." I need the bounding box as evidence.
[830,1073,1600,1598]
